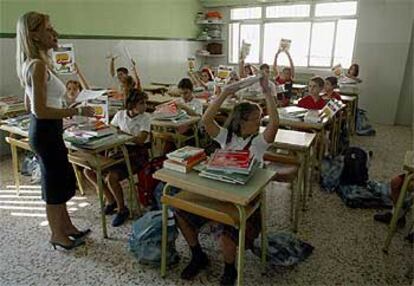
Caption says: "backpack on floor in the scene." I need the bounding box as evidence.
[340,147,369,186]
[128,210,180,266]
[356,108,376,136]
[320,155,344,192]
[136,156,166,207]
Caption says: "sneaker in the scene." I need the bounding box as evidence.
[180,253,209,280]
[111,208,129,227]
[373,211,406,228]
[103,202,117,215]
[220,267,237,286]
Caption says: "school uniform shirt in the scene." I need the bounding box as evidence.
[275,75,292,86]
[177,97,203,115]
[213,127,270,163]
[324,91,342,101]
[297,95,326,110]
[111,110,151,143]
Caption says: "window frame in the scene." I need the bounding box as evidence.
[228,1,359,68]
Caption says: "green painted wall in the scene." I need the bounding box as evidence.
[0,0,203,39]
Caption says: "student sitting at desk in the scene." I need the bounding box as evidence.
[297,76,326,110]
[188,67,215,93]
[174,73,278,285]
[64,63,89,107]
[84,89,150,227]
[339,63,362,84]
[109,56,142,93]
[175,78,203,116]
[273,49,295,105]
[323,76,342,102]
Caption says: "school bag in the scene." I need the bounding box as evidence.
[252,232,314,267]
[136,156,166,207]
[128,210,180,266]
[320,155,344,192]
[336,181,393,208]
[356,108,376,136]
[340,147,370,186]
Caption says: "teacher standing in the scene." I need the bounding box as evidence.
[16,12,95,250]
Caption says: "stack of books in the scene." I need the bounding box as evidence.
[278,106,308,121]
[198,150,257,184]
[153,101,189,123]
[64,123,118,149]
[163,146,207,173]
[0,95,25,115]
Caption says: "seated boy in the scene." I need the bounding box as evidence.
[297,76,326,110]
[84,89,150,227]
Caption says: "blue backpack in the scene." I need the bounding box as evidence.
[128,210,180,266]
[356,108,376,136]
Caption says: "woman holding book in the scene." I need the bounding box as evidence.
[174,73,279,285]
[16,12,95,250]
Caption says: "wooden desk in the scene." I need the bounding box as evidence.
[340,95,357,135]
[154,168,276,286]
[146,94,174,111]
[383,151,414,252]
[0,122,138,238]
[150,116,200,155]
[262,128,317,231]
[143,84,169,94]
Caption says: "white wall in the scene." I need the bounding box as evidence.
[0,38,202,97]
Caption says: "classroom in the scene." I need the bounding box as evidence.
[0,0,413,285]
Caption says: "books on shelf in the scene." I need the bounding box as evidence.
[163,146,207,173]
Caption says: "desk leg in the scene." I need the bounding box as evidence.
[10,144,20,196]
[294,153,305,232]
[303,150,311,211]
[193,124,200,147]
[120,145,141,217]
[94,161,108,238]
[161,184,171,278]
[236,205,247,286]
[260,191,267,272]
[72,164,85,196]
[383,173,413,252]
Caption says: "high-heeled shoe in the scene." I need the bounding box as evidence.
[68,229,91,240]
[50,238,85,250]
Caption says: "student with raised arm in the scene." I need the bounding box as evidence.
[16,11,95,250]
[188,67,215,93]
[109,56,142,92]
[273,49,295,105]
[174,73,278,285]
[64,63,90,107]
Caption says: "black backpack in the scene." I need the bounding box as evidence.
[340,147,370,186]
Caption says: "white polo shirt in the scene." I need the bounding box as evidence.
[111,110,151,143]
[177,97,203,115]
[213,127,270,163]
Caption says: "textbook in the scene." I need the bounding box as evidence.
[163,155,207,173]
[240,40,251,60]
[206,149,254,175]
[199,161,258,184]
[52,44,75,74]
[166,146,205,163]
[279,39,291,52]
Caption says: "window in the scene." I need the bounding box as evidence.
[229,1,358,68]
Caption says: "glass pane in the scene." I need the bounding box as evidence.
[230,7,261,20]
[266,4,310,18]
[315,1,357,17]
[240,24,260,63]
[309,22,335,66]
[334,19,357,68]
[263,22,311,67]
[228,23,240,64]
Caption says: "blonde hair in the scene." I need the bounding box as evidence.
[16,11,51,87]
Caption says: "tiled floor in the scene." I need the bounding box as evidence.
[0,123,412,285]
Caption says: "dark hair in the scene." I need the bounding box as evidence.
[325,76,338,87]
[177,78,194,91]
[126,89,148,111]
[310,76,325,88]
[282,67,292,73]
[65,80,82,91]
[260,64,270,71]
[348,64,359,77]
[244,64,254,76]
[224,101,261,144]
[116,67,129,74]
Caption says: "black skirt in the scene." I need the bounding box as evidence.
[28,114,76,204]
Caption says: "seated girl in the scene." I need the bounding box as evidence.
[323,76,342,101]
[84,89,151,227]
[188,67,215,93]
[174,73,278,285]
[339,63,362,84]
[64,63,89,107]
[298,76,326,110]
[175,78,203,116]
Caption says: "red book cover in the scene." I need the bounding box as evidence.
[208,150,251,169]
